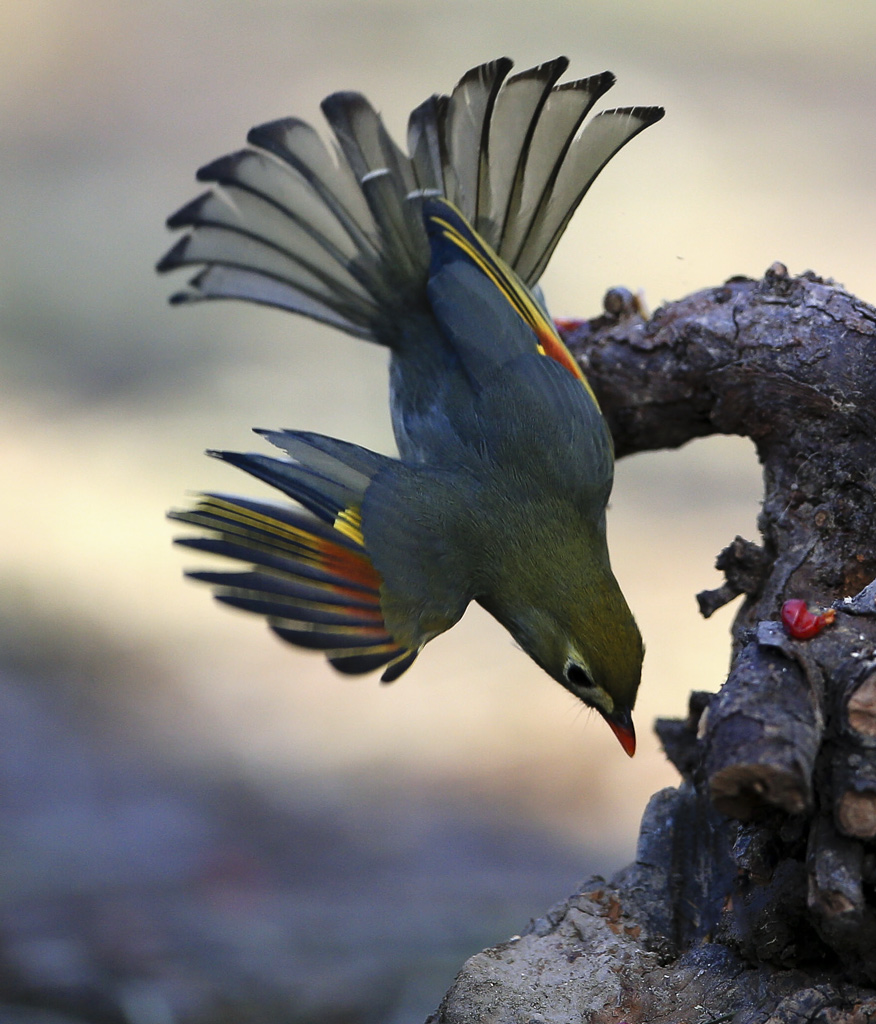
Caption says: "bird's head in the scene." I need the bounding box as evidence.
[482,558,643,756]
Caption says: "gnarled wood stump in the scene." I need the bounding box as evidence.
[431,267,876,1023]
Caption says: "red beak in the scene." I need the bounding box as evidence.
[605,708,636,758]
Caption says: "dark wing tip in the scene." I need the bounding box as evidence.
[554,68,616,96]
[155,235,191,273]
[458,55,515,85]
[380,648,419,683]
[621,104,665,125]
[165,192,212,230]
[319,89,371,121]
[196,150,251,184]
[246,116,307,151]
[531,55,570,75]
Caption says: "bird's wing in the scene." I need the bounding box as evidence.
[170,436,421,682]
[423,197,599,405]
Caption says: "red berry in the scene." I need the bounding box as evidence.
[781,599,835,639]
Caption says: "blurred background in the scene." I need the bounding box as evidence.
[2,2,876,1021]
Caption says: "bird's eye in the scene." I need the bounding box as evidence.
[565,662,595,692]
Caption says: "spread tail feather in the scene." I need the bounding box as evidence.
[158,58,663,344]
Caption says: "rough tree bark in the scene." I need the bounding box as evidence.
[429,266,876,1024]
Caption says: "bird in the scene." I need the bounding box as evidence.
[159,56,663,756]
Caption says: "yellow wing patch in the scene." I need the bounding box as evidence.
[334,504,365,546]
